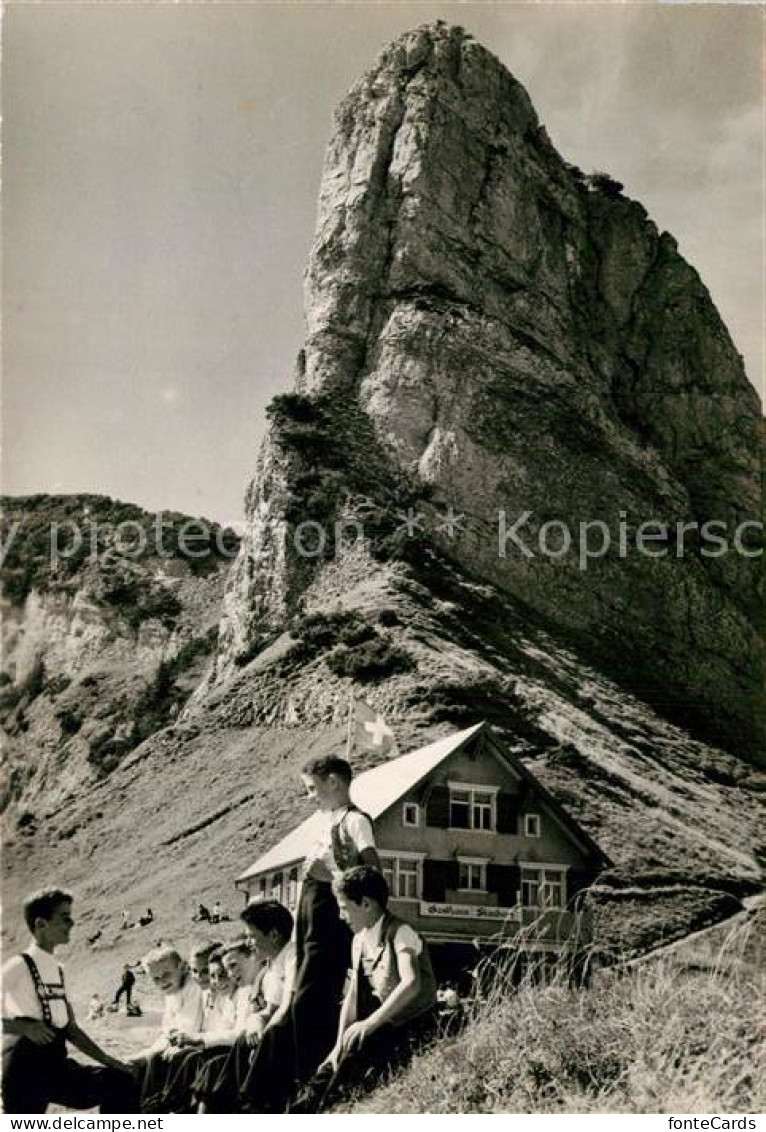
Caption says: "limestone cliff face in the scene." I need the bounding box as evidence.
[1,495,236,812]
[218,23,764,757]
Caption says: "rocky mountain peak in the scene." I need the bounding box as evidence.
[215,23,764,759]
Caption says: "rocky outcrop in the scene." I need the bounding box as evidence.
[1,495,237,811]
[217,23,764,758]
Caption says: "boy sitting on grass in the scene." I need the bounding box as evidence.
[151,943,239,1112]
[194,902,295,1113]
[203,948,237,1032]
[148,936,265,1113]
[164,940,230,1048]
[2,887,138,1114]
[131,944,204,1109]
[294,865,437,1113]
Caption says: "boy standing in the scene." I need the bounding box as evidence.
[297,865,437,1111]
[2,888,138,1114]
[240,755,379,1112]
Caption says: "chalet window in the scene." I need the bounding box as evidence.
[457,858,487,892]
[379,853,423,900]
[402,802,419,827]
[520,865,566,907]
[540,869,565,908]
[398,858,420,899]
[449,789,471,829]
[257,877,267,902]
[524,813,541,838]
[270,872,283,902]
[448,783,498,831]
[472,792,494,831]
[287,867,299,910]
[520,867,541,907]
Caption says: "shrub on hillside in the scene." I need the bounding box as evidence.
[376,609,402,627]
[57,707,83,737]
[420,675,554,747]
[101,581,182,630]
[171,627,218,672]
[288,610,372,662]
[586,171,625,199]
[326,638,415,683]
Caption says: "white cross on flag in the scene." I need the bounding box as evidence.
[354,698,397,757]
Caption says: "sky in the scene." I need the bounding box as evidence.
[3,1,763,526]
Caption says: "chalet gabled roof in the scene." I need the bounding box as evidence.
[235,720,610,885]
[481,730,612,868]
[236,723,484,884]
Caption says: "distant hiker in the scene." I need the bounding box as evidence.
[113,964,136,1010]
[293,866,437,1113]
[138,909,154,928]
[211,901,222,924]
[194,904,212,924]
[121,909,130,931]
[1,887,139,1114]
[239,755,379,1113]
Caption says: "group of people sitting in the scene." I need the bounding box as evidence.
[2,754,438,1114]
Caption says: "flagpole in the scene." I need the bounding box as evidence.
[345,692,354,760]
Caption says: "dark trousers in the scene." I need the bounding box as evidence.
[194,1034,254,1112]
[293,1010,436,1113]
[135,1048,192,1112]
[151,1045,230,1113]
[2,1036,139,1114]
[239,878,350,1112]
[114,984,133,1007]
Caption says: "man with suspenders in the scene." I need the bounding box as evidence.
[2,888,139,1114]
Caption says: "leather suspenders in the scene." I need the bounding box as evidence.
[20,953,67,1028]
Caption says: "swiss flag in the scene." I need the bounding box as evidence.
[354,698,397,757]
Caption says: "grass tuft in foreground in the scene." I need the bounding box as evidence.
[348,916,764,1114]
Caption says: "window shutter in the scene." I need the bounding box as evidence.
[425,784,450,828]
[566,867,593,908]
[445,858,460,892]
[422,859,451,901]
[496,792,518,835]
[487,864,520,905]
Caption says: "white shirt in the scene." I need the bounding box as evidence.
[195,990,238,1048]
[146,977,204,1053]
[261,941,296,1010]
[2,942,70,1060]
[352,916,423,969]
[304,807,375,881]
[351,916,422,1004]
